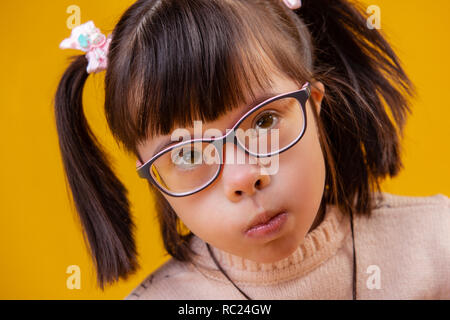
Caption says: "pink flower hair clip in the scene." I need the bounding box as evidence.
[59,21,112,74]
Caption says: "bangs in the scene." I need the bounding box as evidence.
[105,0,313,152]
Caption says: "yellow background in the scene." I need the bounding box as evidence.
[0,0,449,299]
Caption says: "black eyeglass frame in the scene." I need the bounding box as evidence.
[136,82,311,197]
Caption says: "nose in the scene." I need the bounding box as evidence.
[221,142,271,202]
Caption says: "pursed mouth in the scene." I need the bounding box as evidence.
[245,210,286,232]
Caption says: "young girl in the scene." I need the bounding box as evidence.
[55,0,450,299]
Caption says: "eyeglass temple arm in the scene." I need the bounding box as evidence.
[301,81,311,97]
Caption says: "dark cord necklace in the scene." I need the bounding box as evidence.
[206,210,357,300]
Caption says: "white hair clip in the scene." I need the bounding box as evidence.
[59,21,112,74]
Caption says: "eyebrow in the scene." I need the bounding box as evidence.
[151,90,278,157]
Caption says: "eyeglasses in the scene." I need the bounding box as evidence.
[136,82,311,197]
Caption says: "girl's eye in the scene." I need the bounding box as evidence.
[254,112,279,131]
[171,147,202,170]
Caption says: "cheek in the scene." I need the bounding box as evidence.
[277,107,326,213]
[163,191,229,238]
[165,196,200,229]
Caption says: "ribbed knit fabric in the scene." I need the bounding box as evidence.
[125,192,450,300]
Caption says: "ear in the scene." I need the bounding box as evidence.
[310,81,325,114]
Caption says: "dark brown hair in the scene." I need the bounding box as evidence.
[54,0,414,289]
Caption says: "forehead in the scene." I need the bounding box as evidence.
[137,73,300,160]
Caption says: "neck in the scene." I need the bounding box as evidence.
[308,200,326,233]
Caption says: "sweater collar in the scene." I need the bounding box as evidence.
[187,204,351,285]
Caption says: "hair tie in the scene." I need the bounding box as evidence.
[59,21,112,74]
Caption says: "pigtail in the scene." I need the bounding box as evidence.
[296,0,415,215]
[54,55,138,289]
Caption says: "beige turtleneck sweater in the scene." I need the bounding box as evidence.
[125,192,450,300]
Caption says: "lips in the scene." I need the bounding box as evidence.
[245,209,286,233]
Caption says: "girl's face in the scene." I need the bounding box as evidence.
[137,74,326,263]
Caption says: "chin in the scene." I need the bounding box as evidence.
[252,236,300,263]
